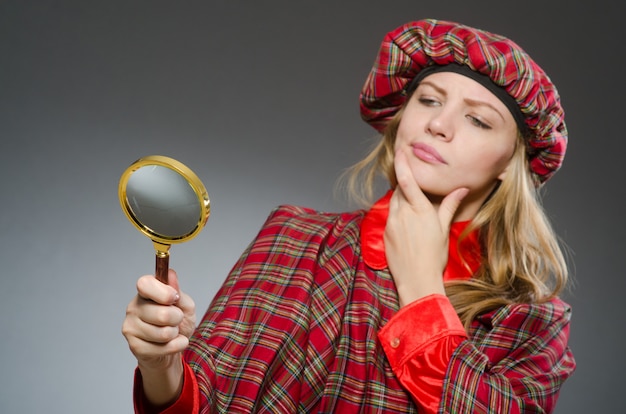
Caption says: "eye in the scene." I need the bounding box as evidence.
[467,115,492,130]
[417,96,440,107]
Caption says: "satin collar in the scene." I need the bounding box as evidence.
[360,190,481,281]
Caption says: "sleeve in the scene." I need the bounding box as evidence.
[440,299,575,414]
[133,359,200,414]
[378,294,467,414]
[379,295,576,414]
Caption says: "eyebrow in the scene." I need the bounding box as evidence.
[418,80,506,122]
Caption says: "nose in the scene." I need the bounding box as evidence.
[426,109,454,141]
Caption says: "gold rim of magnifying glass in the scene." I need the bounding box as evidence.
[118,155,210,246]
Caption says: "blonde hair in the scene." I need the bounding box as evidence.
[340,107,404,207]
[340,109,569,328]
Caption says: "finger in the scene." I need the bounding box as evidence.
[136,300,185,327]
[393,149,429,208]
[438,187,470,230]
[123,303,182,346]
[136,320,182,344]
[136,274,180,305]
[165,268,195,313]
[125,331,190,358]
[167,268,180,294]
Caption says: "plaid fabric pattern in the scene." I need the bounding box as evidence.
[359,19,568,185]
[184,205,574,413]
[441,300,575,413]
[186,205,415,413]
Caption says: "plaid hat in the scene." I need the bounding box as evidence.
[360,19,567,185]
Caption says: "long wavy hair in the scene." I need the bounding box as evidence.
[340,107,569,328]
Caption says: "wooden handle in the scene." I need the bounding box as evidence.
[155,254,169,284]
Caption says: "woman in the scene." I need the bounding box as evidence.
[122,18,575,413]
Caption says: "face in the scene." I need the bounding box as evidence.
[394,71,519,219]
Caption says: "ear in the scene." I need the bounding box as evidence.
[497,165,509,181]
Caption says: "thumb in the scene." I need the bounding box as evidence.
[439,188,470,230]
[167,268,181,296]
[167,269,196,333]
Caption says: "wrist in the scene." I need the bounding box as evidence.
[138,354,185,407]
[396,278,445,307]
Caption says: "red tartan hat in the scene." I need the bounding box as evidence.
[360,19,567,185]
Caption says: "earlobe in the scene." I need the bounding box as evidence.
[497,164,509,181]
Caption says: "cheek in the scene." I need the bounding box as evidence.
[395,118,419,149]
[393,127,407,152]
[474,146,515,178]
[395,119,408,140]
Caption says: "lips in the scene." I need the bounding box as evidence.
[411,142,446,164]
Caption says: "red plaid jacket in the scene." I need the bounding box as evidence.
[134,196,575,413]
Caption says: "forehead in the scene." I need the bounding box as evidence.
[416,71,516,123]
[417,72,503,102]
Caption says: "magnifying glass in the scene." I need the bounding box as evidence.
[118,155,210,283]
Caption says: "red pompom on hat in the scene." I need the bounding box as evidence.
[359,19,567,185]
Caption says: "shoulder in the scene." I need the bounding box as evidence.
[249,204,369,263]
[242,204,367,268]
[260,204,366,238]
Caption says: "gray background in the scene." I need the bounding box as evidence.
[1,1,622,413]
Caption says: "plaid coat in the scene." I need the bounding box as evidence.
[138,203,574,413]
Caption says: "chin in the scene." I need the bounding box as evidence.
[414,178,456,197]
